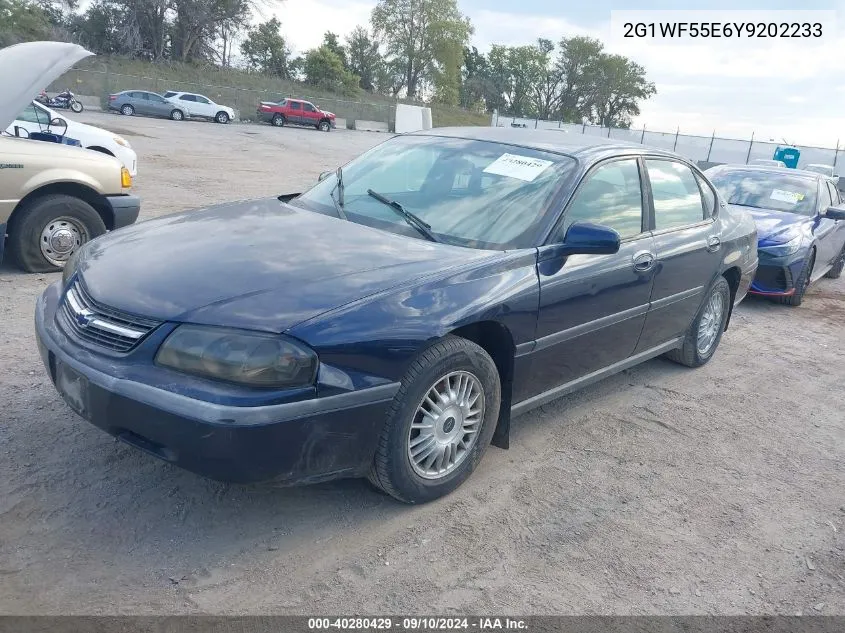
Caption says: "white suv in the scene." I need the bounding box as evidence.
[6,100,138,176]
[163,91,235,124]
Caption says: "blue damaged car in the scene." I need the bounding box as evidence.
[706,164,845,306]
[35,129,758,504]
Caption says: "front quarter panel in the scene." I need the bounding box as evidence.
[288,250,540,394]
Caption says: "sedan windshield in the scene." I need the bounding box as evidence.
[291,135,577,249]
[707,168,818,216]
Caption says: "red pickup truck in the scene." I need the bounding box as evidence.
[256,98,336,131]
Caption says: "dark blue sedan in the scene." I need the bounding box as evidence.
[35,129,758,504]
[705,165,845,306]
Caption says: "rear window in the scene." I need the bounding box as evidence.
[163,91,177,98]
[707,167,818,217]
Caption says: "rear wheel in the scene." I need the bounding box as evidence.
[824,243,845,279]
[665,276,731,368]
[120,104,134,116]
[272,114,285,127]
[775,250,814,306]
[7,194,107,273]
[368,336,501,504]
[170,109,184,121]
[70,100,83,113]
[215,111,230,124]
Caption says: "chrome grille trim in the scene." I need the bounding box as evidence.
[57,280,161,353]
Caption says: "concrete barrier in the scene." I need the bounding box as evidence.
[354,120,389,132]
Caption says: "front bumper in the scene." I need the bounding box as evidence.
[35,282,398,484]
[105,194,140,230]
[748,251,807,296]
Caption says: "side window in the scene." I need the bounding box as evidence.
[152,94,167,103]
[826,181,840,206]
[646,159,707,231]
[559,158,644,240]
[180,94,196,102]
[195,96,210,104]
[694,172,717,218]
[290,102,301,110]
[819,181,833,211]
[304,103,316,112]
[16,104,43,123]
[163,91,177,98]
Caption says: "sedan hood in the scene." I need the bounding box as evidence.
[732,205,811,244]
[0,42,93,130]
[77,198,493,333]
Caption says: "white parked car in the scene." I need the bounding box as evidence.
[750,159,786,168]
[163,91,235,124]
[6,100,138,176]
[803,163,835,177]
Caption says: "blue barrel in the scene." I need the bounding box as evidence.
[773,146,800,169]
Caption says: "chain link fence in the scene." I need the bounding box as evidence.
[494,112,843,172]
[52,67,394,128]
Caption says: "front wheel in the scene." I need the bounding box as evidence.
[318,120,331,132]
[215,111,230,124]
[665,276,731,368]
[70,100,83,113]
[7,194,106,273]
[170,109,184,121]
[368,336,501,504]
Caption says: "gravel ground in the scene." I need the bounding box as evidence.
[0,112,843,616]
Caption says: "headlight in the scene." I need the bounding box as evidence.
[759,235,802,257]
[62,247,82,286]
[155,325,318,388]
[112,135,130,148]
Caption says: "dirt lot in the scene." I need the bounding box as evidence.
[0,112,843,616]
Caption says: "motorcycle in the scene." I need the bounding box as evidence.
[36,89,84,113]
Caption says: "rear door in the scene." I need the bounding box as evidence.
[177,93,197,115]
[634,158,722,353]
[287,100,302,124]
[526,156,656,399]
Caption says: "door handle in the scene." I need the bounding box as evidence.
[706,236,721,252]
[632,250,655,272]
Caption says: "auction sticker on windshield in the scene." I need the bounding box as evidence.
[483,153,553,182]
[770,189,804,204]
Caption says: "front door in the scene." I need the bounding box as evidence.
[526,156,656,399]
[634,158,722,353]
[814,179,845,274]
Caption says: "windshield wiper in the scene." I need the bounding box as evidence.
[366,189,439,243]
[329,167,348,220]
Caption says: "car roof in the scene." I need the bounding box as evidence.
[710,163,823,180]
[407,126,681,162]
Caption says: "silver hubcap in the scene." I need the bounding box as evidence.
[122,106,132,115]
[173,111,182,120]
[218,113,227,122]
[40,216,88,266]
[697,291,724,355]
[408,371,484,480]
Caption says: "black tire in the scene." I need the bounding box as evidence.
[824,244,845,279]
[272,114,285,127]
[775,250,814,306]
[170,109,184,121]
[318,119,331,132]
[120,104,134,116]
[215,111,230,124]
[664,276,731,368]
[368,335,501,504]
[7,194,106,273]
[70,101,83,113]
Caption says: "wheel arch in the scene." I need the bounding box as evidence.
[87,146,114,157]
[721,266,741,330]
[9,182,113,233]
[449,320,515,450]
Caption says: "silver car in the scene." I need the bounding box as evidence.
[107,90,189,121]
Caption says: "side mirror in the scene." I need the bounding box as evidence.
[824,206,845,221]
[318,170,332,182]
[557,222,621,256]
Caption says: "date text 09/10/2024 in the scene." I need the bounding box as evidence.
[307,617,529,630]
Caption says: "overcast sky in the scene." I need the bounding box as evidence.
[265,0,845,147]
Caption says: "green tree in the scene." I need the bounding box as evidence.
[0,0,60,47]
[240,17,293,77]
[590,54,656,128]
[345,25,382,92]
[303,45,360,95]
[459,46,488,111]
[555,36,605,122]
[322,31,347,69]
[370,0,472,100]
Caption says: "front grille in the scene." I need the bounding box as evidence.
[753,264,793,292]
[57,280,161,353]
